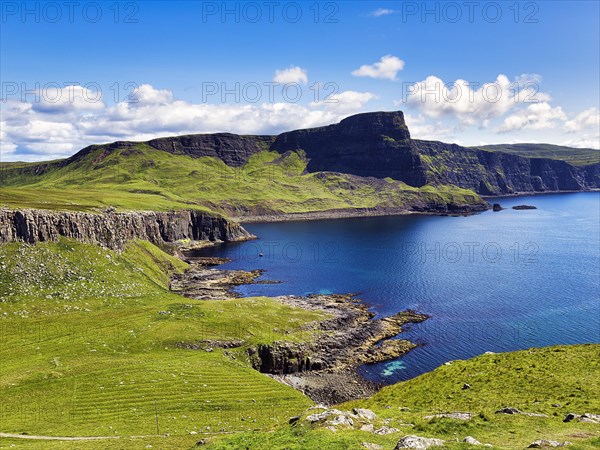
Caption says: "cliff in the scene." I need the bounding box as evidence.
[414,139,600,195]
[271,111,428,186]
[0,209,254,250]
[147,133,276,167]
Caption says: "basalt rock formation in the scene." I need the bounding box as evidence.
[2,111,598,201]
[0,209,253,250]
[271,111,428,186]
[414,139,600,195]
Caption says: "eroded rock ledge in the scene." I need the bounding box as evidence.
[171,258,428,404]
[0,208,254,250]
[252,295,428,404]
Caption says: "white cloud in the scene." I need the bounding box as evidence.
[497,102,567,133]
[561,135,600,150]
[403,113,454,141]
[370,8,396,17]
[352,55,405,81]
[273,66,308,84]
[31,85,105,113]
[400,74,550,127]
[0,84,378,161]
[311,90,377,113]
[564,107,600,132]
[130,84,174,105]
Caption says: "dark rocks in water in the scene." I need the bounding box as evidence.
[0,208,254,250]
[512,205,537,210]
[492,203,504,211]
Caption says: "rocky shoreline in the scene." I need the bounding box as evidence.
[233,205,489,224]
[171,256,428,404]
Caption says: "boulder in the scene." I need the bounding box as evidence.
[306,409,345,423]
[353,408,378,421]
[394,435,445,449]
[424,412,473,421]
[328,415,354,427]
[528,440,571,448]
[563,413,579,422]
[463,436,483,445]
[495,407,521,414]
[374,426,399,435]
[362,444,384,450]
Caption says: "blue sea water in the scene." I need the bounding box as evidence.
[198,193,600,383]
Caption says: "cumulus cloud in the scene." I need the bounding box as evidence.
[30,84,105,113]
[370,8,396,17]
[564,107,600,132]
[561,135,600,150]
[497,102,567,133]
[399,74,550,127]
[0,84,378,162]
[352,55,405,81]
[403,113,454,141]
[273,66,308,84]
[311,90,377,113]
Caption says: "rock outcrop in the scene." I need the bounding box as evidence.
[414,139,599,195]
[0,209,253,250]
[271,111,428,186]
[147,133,276,167]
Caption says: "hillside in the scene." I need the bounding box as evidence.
[1,112,597,219]
[474,144,600,166]
[208,345,600,450]
[0,141,486,218]
[1,238,598,449]
[0,238,327,449]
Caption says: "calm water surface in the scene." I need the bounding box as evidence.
[198,193,600,383]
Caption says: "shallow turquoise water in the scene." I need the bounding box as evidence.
[199,192,600,383]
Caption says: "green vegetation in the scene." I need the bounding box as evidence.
[0,239,598,449]
[474,144,600,166]
[209,345,600,449]
[0,144,485,214]
[0,239,327,448]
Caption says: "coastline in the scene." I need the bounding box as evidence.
[172,255,428,404]
[232,205,489,224]
[481,188,600,200]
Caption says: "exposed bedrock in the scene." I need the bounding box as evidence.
[0,208,253,250]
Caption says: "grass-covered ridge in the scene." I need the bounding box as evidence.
[474,143,600,166]
[0,239,328,448]
[209,344,600,449]
[0,144,485,214]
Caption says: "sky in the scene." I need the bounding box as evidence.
[1,0,599,161]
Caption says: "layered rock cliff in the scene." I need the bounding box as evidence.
[147,133,275,167]
[271,111,428,186]
[0,209,253,250]
[414,139,600,195]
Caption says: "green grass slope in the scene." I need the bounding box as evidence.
[0,239,328,449]
[0,144,485,214]
[474,144,600,166]
[209,345,600,449]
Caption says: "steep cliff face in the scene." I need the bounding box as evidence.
[271,111,428,186]
[0,209,253,250]
[414,139,599,195]
[147,133,275,167]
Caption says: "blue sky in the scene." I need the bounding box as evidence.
[1,1,599,161]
